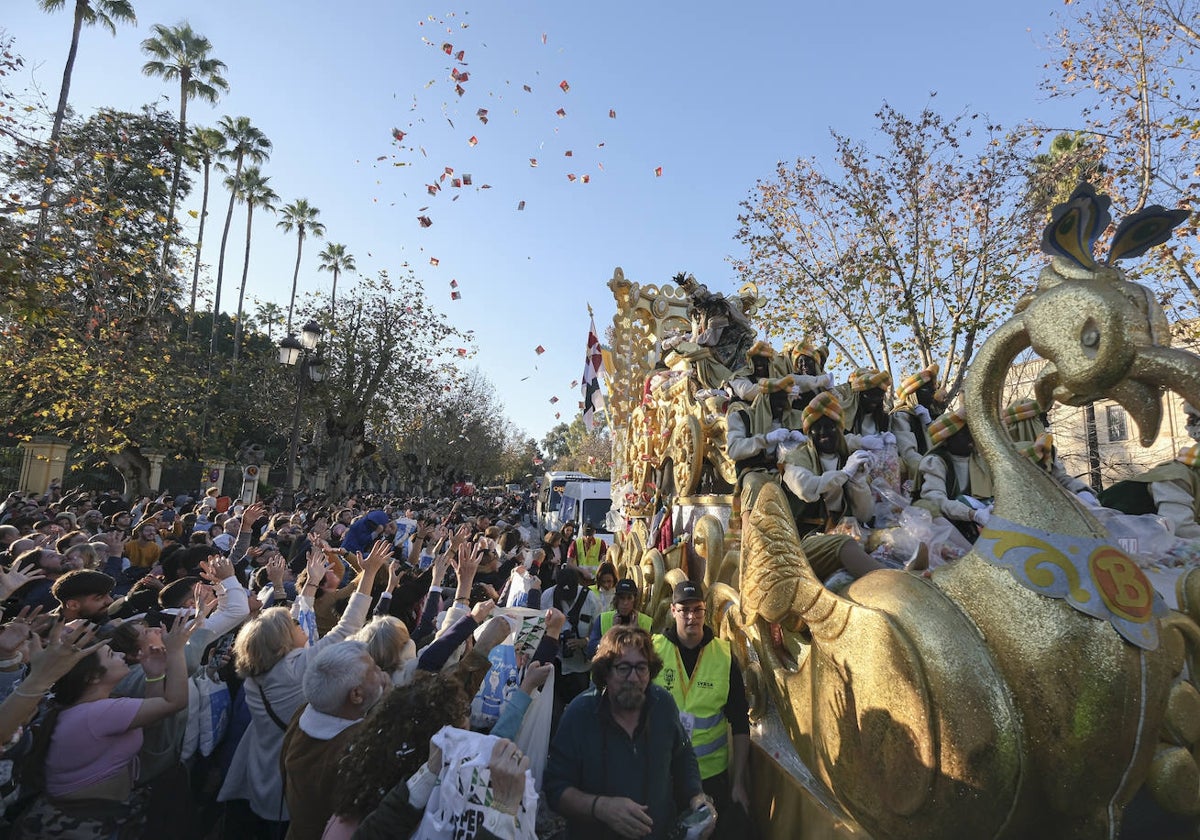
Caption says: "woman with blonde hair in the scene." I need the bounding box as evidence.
[218,540,391,831]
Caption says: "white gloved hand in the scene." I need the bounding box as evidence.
[765,428,791,445]
[972,508,991,527]
[788,385,801,398]
[881,431,897,446]
[913,405,932,424]
[842,450,871,477]
[789,430,807,442]
[819,373,835,389]
[662,335,683,351]
[858,434,883,451]
[1077,490,1100,508]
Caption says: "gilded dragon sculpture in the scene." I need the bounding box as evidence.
[611,185,1200,839]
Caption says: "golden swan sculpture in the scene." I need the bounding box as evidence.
[734,186,1200,839]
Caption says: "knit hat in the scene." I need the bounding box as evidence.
[615,578,638,597]
[849,368,891,392]
[896,363,939,399]
[929,408,969,445]
[746,340,775,360]
[1018,432,1055,469]
[801,391,845,432]
[1002,399,1042,428]
[784,337,828,371]
[1178,444,1199,468]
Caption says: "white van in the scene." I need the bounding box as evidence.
[538,471,593,534]
[558,480,614,546]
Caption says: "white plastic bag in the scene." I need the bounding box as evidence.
[180,674,201,762]
[413,725,538,840]
[504,568,536,608]
[196,669,231,757]
[513,668,554,791]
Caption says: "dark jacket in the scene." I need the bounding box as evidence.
[341,511,390,556]
[545,683,703,840]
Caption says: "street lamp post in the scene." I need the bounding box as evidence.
[278,319,324,509]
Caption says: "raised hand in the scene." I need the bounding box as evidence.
[266,556,287,589]
[519,661,555,694]
[487,739,530,817]
[0,561,46,601]
[24,620,106,690]
[242,501,267,529]
[199,555,235,583]
[361,540,393,577]
[162,612,199,654]
[470,598,496,624]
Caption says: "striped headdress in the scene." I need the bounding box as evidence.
[849,367,891,392]
[802,390,844,432]
[896,363,939,399]
[1018,432,1055,469]
[929,407,969,445]
[1002,399,1042,428]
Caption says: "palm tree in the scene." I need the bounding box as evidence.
[228,166,278,361]
[140,22,229,271]
[183,126,225,343]
[277,199,326,333]
[318,242,356,319]
[210,116,271,356]
[35,0,137,239]
[253,300,284,341]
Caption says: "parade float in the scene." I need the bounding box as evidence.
[603,186,1200,839]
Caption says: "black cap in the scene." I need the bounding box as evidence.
[671,580,703,604]
[615,578,638,597]
[52,570,115,603]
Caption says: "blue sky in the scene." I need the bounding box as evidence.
[7,1,1078,442]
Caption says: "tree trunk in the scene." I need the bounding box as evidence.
[210,158,243,356]
[186,159,211,344]
[34,3,86,250]
[161,71,190,270]
[232,203,254,362]
[324,430,367,500]
[287,230,303,334]
[109,446,154,499]
[330,266,339,319]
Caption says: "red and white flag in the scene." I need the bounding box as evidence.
[581,314,606,431]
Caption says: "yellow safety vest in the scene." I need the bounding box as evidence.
[600,610,652,636]
[652,634,731,779]
[574,537,604,571]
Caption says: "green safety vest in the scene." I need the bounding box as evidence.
[652,634,731,779]
[600,610,652,636]
[574,537,604,570]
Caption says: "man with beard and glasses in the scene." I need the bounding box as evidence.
[545,625,714,840]
[779,391,888,579]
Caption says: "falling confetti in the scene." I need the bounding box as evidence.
[476,108,488,124]
[523,84,532,93]
[564,150,573,157]
[541,33,547,44]
[462,174,472,185]
[457,348,468,356]
[418,215,433,228]
[582,174,591,184]
[555,108,566,118]
[609,109,616,118]
[442,42,453,54]
[535,345,545,355]
[451,178,461,187]
[529,158,538,167]
[555,412,561,419]
[392,128,406,141]
[566,173,576,182]
[455,49,465,61]
[559,80,570,92]
[455,84,465,97]
[517,200,526,210]
[451,291,462,300]
[429,257,440,266]
[655,166,663,177]
[570,380,579,388]
[450,279,459,288]
[468,135,478,147]
[549,396,559,404]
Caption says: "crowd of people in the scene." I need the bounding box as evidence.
[0,482,748,839]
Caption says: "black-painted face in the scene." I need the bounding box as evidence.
[794,355,818,377]
[860,387,885,412]
[810,417,840,455]
[945,427,974,457]
[769,389,789,418]
[915,382,936,408]
[751,356,771,380]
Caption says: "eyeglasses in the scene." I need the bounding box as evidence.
[678,606,706,617]
[611,662,650,678]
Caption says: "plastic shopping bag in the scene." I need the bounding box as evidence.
[196,669,231,757]
[413,725,538,840]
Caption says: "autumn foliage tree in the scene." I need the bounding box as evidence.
[734,105,1046,400]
